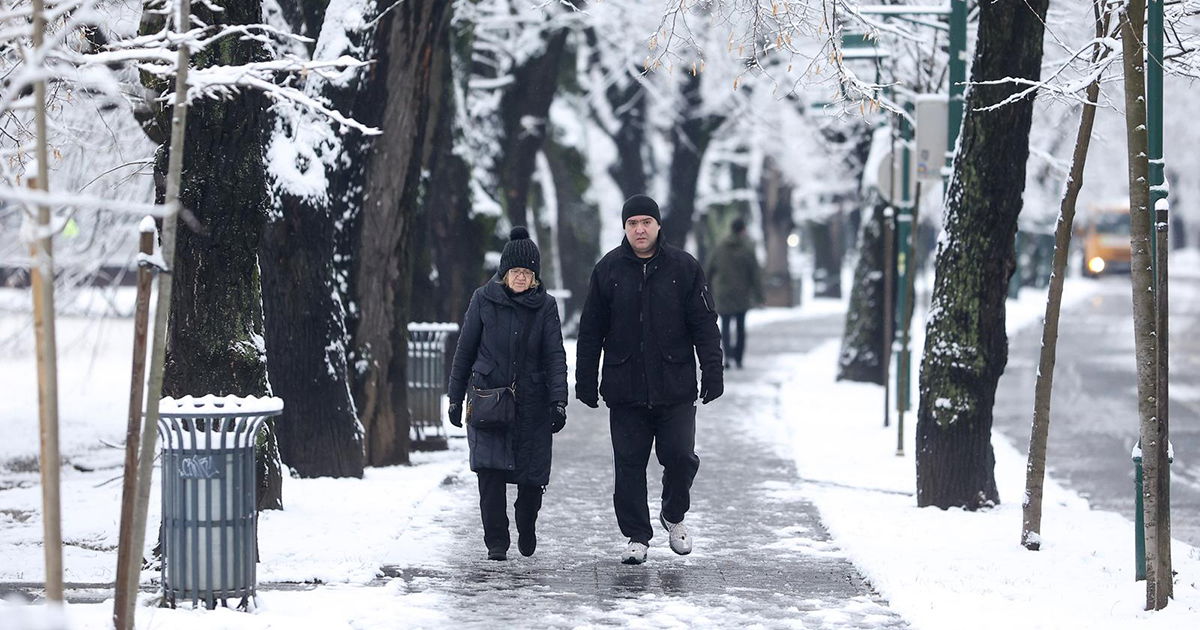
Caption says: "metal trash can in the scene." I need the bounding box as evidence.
[158,395,283,609]
[407,322,458,450]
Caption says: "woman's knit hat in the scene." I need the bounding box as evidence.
[499,226,540,276]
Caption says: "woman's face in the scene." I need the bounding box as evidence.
[505,267,534,292]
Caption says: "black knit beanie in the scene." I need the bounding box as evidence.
[621,194,661,224]
[498,226,540,276]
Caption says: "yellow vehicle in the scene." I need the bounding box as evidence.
[1079,203,1131,277]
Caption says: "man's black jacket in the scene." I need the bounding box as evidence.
[575,237,723,407]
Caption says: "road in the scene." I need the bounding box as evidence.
[993,274,1200,548]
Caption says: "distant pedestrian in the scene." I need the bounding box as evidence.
[575,194,724,565]
[706,217,763,369]
[447,227,568,561]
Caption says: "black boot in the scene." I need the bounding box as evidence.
[517,526,536,557]
[487,546,507,561]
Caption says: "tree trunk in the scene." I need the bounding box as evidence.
[260,190,365,477]
[496,29,571,228]
[661,72,723,247]
[545,136,600,325]
[839,197,891,384]
[422,10,490,324]
[1120,0,1169,609]
[605,81,649,198]
[345,0,450,467]
[758,156,794,307]
[1022,1,1110,550]
[159,0,282,510]
[915,0,1049,510]
[808,216,844,299]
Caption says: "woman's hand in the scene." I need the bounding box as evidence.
[551,402,567,433]
[448,402,463,428]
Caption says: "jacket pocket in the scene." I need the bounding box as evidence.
[471,356,497,388]
[599,352,632,402]
[660,348,697,401]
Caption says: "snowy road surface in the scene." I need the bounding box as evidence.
[994,274,1200,548]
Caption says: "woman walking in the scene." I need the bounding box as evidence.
[447,227,568,561]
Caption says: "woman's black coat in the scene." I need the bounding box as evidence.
[447,278,567,486]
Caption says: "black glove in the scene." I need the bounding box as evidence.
[699,374,723,404]
[448,402,463,428]
[551,402,567,433]
[576,384,599,408]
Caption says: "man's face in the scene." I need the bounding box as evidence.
[624,215,660,257]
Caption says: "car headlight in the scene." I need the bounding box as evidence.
[1088,257,1106,274]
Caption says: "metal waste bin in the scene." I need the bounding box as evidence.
[407,322,458,450]
[158,395,283,609]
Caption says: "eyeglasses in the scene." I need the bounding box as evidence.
[509,269,534,279]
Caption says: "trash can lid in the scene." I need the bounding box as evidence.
[160,395,284,417]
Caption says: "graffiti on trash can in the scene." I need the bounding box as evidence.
[178,454,224,479]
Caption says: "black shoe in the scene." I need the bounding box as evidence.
[487,547,507,561]
[518,529,537,557]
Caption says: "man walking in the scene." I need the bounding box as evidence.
[575,194,724,565]
[707,217,763,369]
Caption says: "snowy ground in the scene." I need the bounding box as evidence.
[2,273,1199,628]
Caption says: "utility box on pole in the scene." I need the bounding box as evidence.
[915,95,949,180]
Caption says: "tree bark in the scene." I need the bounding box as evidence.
[158,0,282,510]
[758,156,795,308]
[839,197,891,384]
[661,72,723,247]
[1120,0,1169,609]
[344,0,450,467]
[1022,1,1110,551]
[915,0,1049,510]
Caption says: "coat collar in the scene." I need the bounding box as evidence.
[482,274,548,309]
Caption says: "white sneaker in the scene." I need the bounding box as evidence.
[621,540,648,565]
[659,513,692,555]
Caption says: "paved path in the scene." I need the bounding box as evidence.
[386,312,910,628]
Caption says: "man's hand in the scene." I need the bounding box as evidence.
[699,374,723,404]
[576,384,599,408]
[448,402,463,428]
[551,402,567,433]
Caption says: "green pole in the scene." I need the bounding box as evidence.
[1134,450,1145,580]
[946,0,968,176]
[1147,0,1165,286]
[895,104,914,456]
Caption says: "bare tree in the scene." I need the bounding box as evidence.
[1119,0,1170,609]
[1022,0,1114,551]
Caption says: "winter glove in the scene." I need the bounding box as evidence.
[448,402,463,428]
[699,374,723,405]
[551,402,567,434]
[576,384,599,408]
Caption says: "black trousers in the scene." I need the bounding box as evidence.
[477,469,543,551]
[609,402,700,544]
[720,312,747,367]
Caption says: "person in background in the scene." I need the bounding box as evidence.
[575,194,724,565]
[707,217,764,369]
[447,227,568,561]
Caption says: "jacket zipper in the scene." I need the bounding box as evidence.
[641,261,653,409]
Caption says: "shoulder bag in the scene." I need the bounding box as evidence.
[466,309,531,430]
